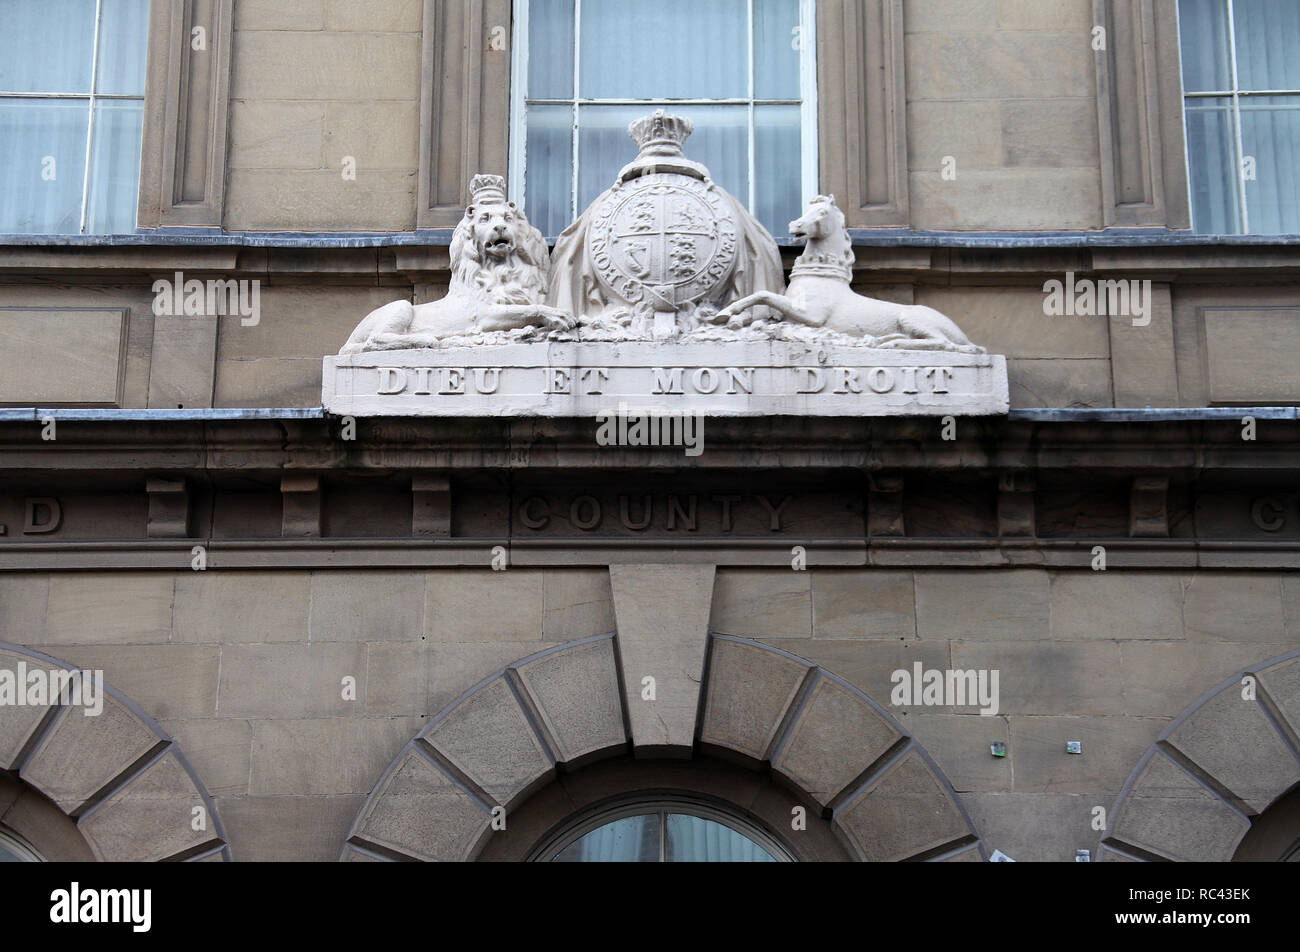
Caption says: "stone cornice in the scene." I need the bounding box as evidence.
[7,234,1300,281]
[2,538,1299,571]
[0,412,1295,473]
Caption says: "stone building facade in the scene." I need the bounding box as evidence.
[1,0,1298,863]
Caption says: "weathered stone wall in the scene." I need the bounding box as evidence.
[2,266,1297,411]
[0,567,614,860]
[3,565,1295,860]
[225,0,423,231]
[905,0,1102,230]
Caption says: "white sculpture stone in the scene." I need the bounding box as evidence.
[716,195,986,353]
[547,110,785,339]
[326,111,1006,418]
[339,174,573,354]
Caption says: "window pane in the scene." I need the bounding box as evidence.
[1239,95,1300,233]
[665,814,777,862]
[524,104,574,236]
[1178,0,1232,92]
[679,106,749,209]
[1233,0,1300,91]
[0,0,96,93]
[754,104,802,237]
[527,0,574,100]
[578,0,747,100]
[576,104,748,214]
[96,0,151,96]
[754,0,801,100]
[552,814,659,861]
[1185,96,1242,233]
[0,97,89,233]
[0,832,40,862]
[576,104,645,211]
[85,99,143,234]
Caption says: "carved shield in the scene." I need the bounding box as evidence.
[587,172,739,311]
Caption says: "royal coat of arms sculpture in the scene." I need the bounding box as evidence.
[326,109,1008,418]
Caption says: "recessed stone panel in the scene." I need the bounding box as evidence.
[1204,307,1300,404]
[0,308,127,406]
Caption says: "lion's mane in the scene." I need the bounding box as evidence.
[447,205,552,307]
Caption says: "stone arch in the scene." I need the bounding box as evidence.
[0,643,230,862]
[343,632,985,861]
[1102,648,1300,862]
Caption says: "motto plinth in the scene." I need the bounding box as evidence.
[322,341,1009,417]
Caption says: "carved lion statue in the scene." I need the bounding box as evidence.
[339,175,574,353]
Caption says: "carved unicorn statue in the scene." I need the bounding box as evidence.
[715,195,985,353]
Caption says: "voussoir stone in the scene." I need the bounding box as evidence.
[1255,655,1300,744]
[351,749,489,862]
[772,672,903,806]
[833,747,971,861]
[21,695,160,813]
[1164,686,1300,813]
[938,845,985,862]
[420,676,553,806]
[1098,845,1142,862]
[78,751,214,862]
[511,637,626,764]
[699,637,810,761]
[1110,753,1251,861]
[0,648,61,769]
[342,846,386,862]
